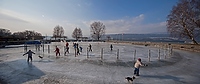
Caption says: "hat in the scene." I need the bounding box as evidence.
[138,58,141,61]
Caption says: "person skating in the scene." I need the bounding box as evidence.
[134,58,146,76]
[23,50,35,62]
[66,42,69,47]
[76,43,80,55]
[54,46,60,56]
[64,46,69,56]
[65,42,69,54]
[88,44,92,52]
[110,44,113,51]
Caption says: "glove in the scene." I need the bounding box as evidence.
[143,64,148,66]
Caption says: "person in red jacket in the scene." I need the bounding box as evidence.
[55,46,60,56]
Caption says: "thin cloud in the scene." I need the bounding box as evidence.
[77,4,81,7]
[0,9,42,23]
[0,10,29,23]
[83,14,167,34]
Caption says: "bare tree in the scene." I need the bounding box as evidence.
[167,0,200,44]
[53,25,64,40]
[72,27,82,40]
[90,21,106,40]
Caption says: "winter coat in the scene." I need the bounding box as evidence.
[134,60,143,68]
[24,50,35,57]
[55,48,60,52]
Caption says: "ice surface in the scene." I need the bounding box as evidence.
[0,42,200,84]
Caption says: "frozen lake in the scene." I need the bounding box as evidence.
[0,42,200,84]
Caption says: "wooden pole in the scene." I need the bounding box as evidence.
[134,49,136,62]
[75,47,77,57]
[64,46,65,55]
[164,48,166,59]
[86,47,89,58]
[101,48,103,60]
[168,46,170,57]
[42,43,44,52]
[117,49,119,60]
[158,48,160,60]
[170,46,173,56]
[148,49,151,62]
[48,45,50,53]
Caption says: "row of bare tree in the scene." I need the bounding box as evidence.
[53,21,106,41]
[0,21,106,41]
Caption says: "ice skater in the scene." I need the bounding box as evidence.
[75,43,80,55]
[23,50,35,62]
[88,44,92,52]
[66,42,69,47]
[64,46,69,56]
[73,43,77,49]
[134,58,147,76]
[54,46,60,56]
[110,44,113,51]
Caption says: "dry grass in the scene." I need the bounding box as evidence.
[109,41,200,52]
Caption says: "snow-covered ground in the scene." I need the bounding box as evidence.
[0,42,200,84]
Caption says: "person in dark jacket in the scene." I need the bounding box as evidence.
[23,50,35,62]
[110,44,113,51]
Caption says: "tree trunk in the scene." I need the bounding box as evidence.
[191,37,198,45]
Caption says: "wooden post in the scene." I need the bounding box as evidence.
[148,49,151,62]
[170,46,173,56]
[101,48,103,60]
[35,45,37,51]
[48,45,50,53]
[164,48,166,59]
[134,49,136,62]
[117,49,119,60]
[168,46,170,57]
[158,48,160,60]
[42,43,44,52]
[75,47,77,57]
[64,46,65,55]
[25,44,28,52]
[86,47,89,58]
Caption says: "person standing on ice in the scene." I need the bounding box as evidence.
[54,46,60,56]
[88,44,92,52]
[66,42,69,47]
[23,50,35,62]
[64,46,69,56]
[110,44,113,51]
[134,58,145,76]
[76,43,80,55]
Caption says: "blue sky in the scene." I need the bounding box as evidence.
[0,0,178,38]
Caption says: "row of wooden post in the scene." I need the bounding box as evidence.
[24,44,173,61]
[86,47,173,62]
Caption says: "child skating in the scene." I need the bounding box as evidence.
[54,46,60,57]
[134,58,147,76]
[23,50,35,62]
